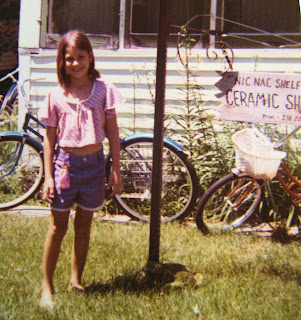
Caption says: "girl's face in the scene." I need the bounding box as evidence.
[64,46,92,82]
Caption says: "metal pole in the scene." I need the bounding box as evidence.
[148,0,170,263]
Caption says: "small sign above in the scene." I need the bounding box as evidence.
[215,71,301,125]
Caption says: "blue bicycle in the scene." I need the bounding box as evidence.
[0,77,199,222]
[0,68,18,131]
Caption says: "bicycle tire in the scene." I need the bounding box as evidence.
[107,136,199,222]
[195,173,262,233]
[0,134,44,210]
[0,83,18,131]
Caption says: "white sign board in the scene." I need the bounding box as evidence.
[215,71,301,125]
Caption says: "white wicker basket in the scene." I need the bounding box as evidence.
[232,128,286,179]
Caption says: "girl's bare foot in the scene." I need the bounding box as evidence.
[40,287,55,309]
[68,282,85,292]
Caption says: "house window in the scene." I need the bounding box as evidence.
[129,0,207,47]
[45,0,208,48]
[44,0,301,49]
[46,0,120,48]
[222,0,301,47]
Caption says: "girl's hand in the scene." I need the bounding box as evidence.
[42,178,55,203]
[107,167,122,198]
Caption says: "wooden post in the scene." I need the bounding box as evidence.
[148,0,170,263]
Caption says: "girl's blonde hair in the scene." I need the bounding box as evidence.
[57,30,100,88]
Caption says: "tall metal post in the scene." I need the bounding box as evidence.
[148,0,170,263]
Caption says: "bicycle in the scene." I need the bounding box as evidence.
[0,77,199,222]
[174,16,301,233]
[195,125,301,234]
[0,68,18,131]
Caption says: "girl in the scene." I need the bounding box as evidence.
[38,30,124,309]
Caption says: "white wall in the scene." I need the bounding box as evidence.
[18,0,42,49]
[18,0,301,136]
[18,46,301,137]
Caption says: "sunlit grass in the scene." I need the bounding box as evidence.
[0,214,300,320]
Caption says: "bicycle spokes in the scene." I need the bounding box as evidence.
[197,174,262,231]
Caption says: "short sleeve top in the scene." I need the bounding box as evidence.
[38,80,125,148]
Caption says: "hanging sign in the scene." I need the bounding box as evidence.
[215,71,301,125]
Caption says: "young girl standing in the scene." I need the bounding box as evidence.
[38,30,124,308]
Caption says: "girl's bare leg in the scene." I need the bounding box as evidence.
[69,207,94,291]
[40,210,70,308]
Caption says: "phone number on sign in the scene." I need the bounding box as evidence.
[262,114,301,122]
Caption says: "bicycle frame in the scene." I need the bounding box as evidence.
[228,126,301,210]
[258,125,301,201]
[1,75,198,219]
[22,113,46,140]
[227,178,257,210]
[0,110,45,177]
[1,74,46,157]
[276,162,301,199]
[230,164,301,215]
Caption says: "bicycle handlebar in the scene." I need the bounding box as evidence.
[0,68,18,83]
[273,126,301,148]
[251,123,301,149]
[19,77,46,111]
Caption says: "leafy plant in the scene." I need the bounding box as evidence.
[128,42,301,226]
[165,61,240,192]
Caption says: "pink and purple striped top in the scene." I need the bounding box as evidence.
[39,80,124,148]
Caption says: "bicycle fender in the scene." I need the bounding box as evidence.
[121,133,184,152]
[0,131,43,152]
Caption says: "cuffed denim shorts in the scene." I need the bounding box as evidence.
[51,148,106,212]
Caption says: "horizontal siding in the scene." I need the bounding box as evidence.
[19,47,301,137]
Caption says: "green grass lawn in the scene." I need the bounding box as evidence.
[0,213,300,320]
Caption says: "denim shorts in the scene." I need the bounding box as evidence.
[51,148,106,212]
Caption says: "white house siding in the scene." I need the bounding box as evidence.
[17,0,301,138]
[18,47,301,138]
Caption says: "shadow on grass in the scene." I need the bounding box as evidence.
[85,262,203,294]
[85,273,161,294]
[271,226,301,244]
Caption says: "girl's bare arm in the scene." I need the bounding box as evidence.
[42,126,57,203]
[104,115,121,197]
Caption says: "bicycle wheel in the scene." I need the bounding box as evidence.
[195,173,262,233]
[0,135,44,210]
[107,137,199,222]
[0,83,18,131]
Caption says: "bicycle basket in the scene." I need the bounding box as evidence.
[232,128,286,180]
